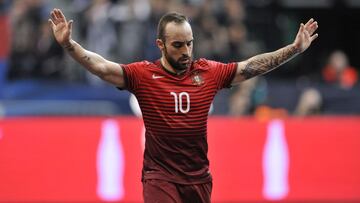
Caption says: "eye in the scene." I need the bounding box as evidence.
[173,42,182,48]
[187,41,193,46]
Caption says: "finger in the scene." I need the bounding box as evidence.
[310,33,319,42]
[50,11,58,24]
[304,30,310,39]
[304,18,314,28]
[299,23,305,33]
[295,23,304,40]
[306,21,317,32]
[57,8,67,21]
[51,11,57,20]
[54,9,65,22]
[54,8,62,19]
[309,21,318,35]
[48,19,56,30]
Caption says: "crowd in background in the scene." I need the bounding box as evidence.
[6,0,264,81]
[0,0,359,116]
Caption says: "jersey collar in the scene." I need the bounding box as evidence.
[155,59,209,77]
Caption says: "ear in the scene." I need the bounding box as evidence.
[156,39,165,51]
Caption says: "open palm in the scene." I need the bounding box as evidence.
[48,8,73,47]
[293,18,319,53]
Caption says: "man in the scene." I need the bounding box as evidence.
[49,8,318,203]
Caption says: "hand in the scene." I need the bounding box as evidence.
[293,18,319,53]
[48,8,73,47]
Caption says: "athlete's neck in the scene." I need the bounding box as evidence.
[160,57,186,76]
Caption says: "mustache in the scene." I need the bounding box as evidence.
[179,56,191,61]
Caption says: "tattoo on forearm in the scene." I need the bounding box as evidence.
[81,55,91,62]
[64,44,75,52]
[240,45,299,79]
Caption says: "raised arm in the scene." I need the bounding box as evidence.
[48,8,125,87]
[232,18,319,85]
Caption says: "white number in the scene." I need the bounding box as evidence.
[170,92,190,113]
[179,92,190,113]
[170,92,178,113]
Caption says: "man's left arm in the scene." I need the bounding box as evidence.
[232,18,318,85]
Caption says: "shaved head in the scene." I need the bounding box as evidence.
[157,12,189,42]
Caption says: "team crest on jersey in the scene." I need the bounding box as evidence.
[192,71,204,86]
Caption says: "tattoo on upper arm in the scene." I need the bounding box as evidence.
[240,45,299,79]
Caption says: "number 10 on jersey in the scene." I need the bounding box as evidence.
[170,92,190,114]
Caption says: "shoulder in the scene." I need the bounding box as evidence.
[194,58,235,70]
[122,60,154,69]
[193,58,216,71]
[121,60,159,74]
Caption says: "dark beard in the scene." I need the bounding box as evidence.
[164,46,191,71]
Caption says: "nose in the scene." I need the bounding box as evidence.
[182,44,191,57]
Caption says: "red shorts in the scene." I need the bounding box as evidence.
[143,179,212,203]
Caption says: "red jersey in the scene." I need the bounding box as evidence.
[121,58,237,184]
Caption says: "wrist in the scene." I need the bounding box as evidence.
[62,40,75,51]
[291,43,302,54]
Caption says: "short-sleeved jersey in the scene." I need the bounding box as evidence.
[121,58,237,184]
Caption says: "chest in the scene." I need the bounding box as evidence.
[136,70,216,115]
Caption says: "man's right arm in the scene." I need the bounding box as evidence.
[49,8,125,88]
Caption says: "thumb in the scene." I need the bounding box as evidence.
[48,19,55,30]
[68,20,73,31]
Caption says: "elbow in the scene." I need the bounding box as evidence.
[87,64,107,79]
[96,68,108,80]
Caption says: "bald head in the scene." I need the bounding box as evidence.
[157,12,189,42]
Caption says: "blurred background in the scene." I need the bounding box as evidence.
[0,0,359,202]
[0,0,359,116]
